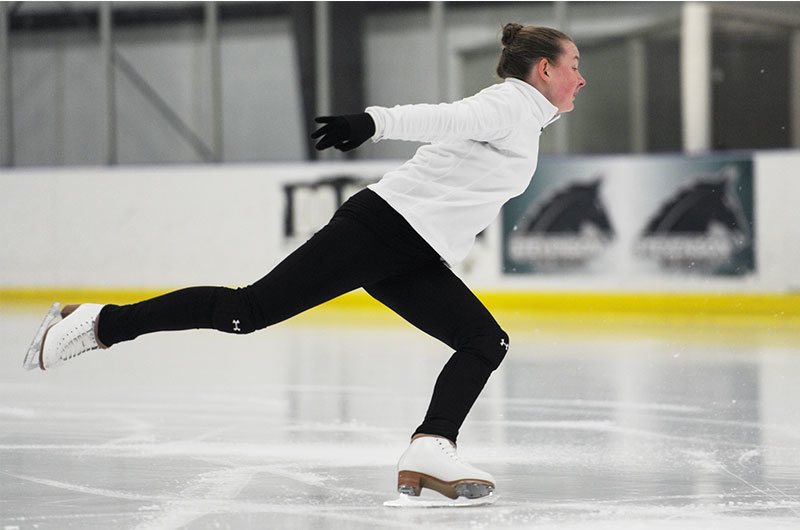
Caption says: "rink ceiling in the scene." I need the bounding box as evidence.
[1,302,799,530]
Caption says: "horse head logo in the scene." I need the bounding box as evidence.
[507,178,615,270]
[635,166,752,272]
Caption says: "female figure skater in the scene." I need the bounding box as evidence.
[29,23,584,502]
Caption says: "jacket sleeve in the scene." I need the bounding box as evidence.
[365,86,524,144]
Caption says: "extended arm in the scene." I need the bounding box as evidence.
[366,88,520,144]
[311,86,523,152]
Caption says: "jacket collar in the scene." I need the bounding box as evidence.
[504,77,561,129]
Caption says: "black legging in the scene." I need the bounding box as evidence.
[97,188,509,442]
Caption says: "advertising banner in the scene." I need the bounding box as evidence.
[502,154,754,277]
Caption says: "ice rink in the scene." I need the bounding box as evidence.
[1,304,799,529]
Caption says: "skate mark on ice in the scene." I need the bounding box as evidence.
[492,397,706,414]
[2,471,171,502]
[478,419,716,445]
[677,447,800,517]
[132,465,412,530]
[192,456,388,499]
[133,466,256,530]
[2,511,170,526]
[716,463,800,517]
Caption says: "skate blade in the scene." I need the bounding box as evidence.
[383,491,496,508]
[22,302,61,371]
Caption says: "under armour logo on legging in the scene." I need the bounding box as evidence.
[500,338,509,352]
[232,320,241,332]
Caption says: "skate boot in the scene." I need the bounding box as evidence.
[36,303,107,371]
[396,435,495,501]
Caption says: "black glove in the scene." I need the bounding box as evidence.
[311,113,376,152]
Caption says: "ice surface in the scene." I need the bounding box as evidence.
[1,307,799,529]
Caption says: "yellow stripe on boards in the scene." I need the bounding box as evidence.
[1,287,797,321]
[2,287,798,348]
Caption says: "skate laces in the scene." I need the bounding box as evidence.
[435,438,463,462]
[57,316,99,361]
[432,438,489,476]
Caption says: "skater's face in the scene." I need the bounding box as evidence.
[527,39,585,113]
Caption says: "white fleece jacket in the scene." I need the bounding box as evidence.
[366,77,560,266]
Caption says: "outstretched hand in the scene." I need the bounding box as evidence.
[311,113,376,152]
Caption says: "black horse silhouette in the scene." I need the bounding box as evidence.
[635,166,752,272]
[641,170,750,238]
[507,178,614,269]
[519,179,614,235]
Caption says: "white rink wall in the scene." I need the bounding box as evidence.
[2,151,799,294]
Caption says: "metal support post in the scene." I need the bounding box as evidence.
[1,1,13,167]
[205,1,222,162]
[629,37,647,153]
[430,1,447,103]
[314,2,331,159]
[314,2,331,118]
[791,30,800,148]
[99,2,116,164]
[681,2,712,153]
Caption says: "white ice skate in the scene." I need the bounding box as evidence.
[384,435,496,508]
[23,303,106,371]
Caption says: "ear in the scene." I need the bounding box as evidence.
[525,57,552,90]
[534,57,551,84]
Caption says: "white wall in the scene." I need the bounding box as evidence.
[754,151,800,292]
[3,151,800,294]
[0,161,392,289]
